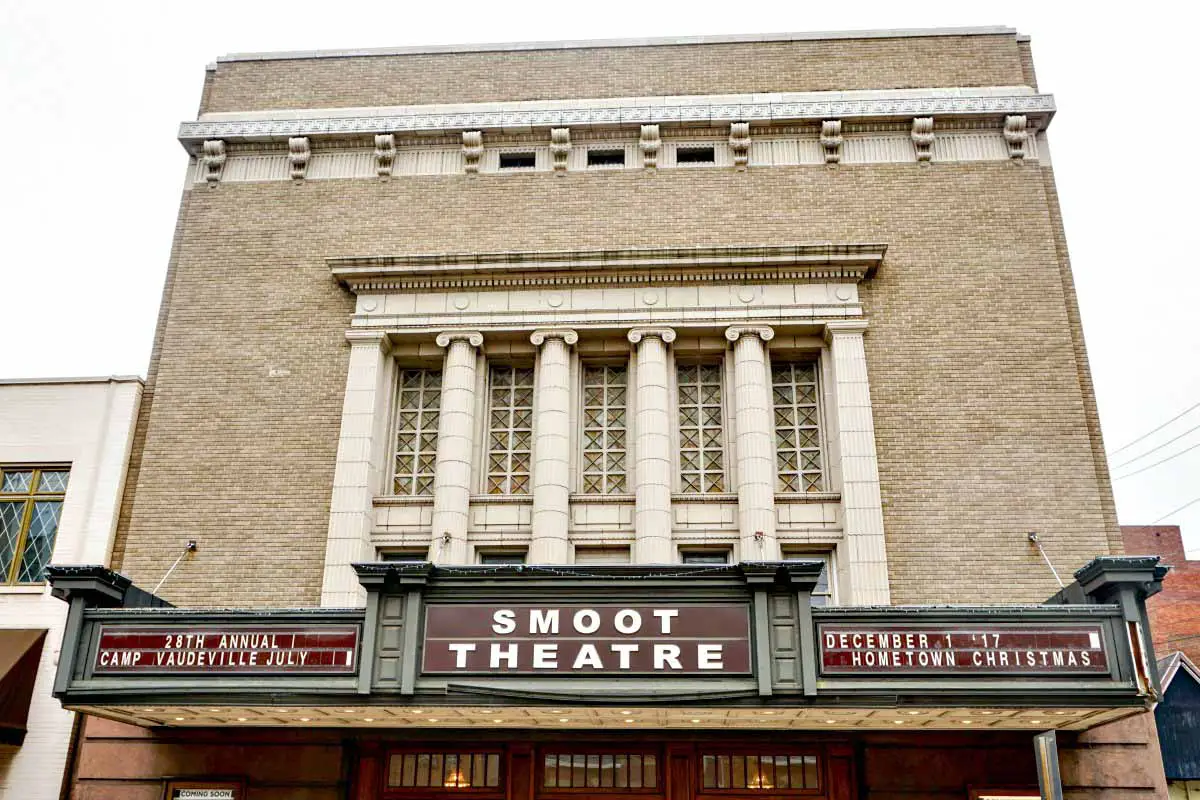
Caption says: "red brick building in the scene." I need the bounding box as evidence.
[1123,526,1200,663]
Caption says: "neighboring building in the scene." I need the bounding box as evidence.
[1124,525,1200,663]
[1157,653,1200,799]
[43,27,1174,800]
[1123,526,1200,797]
[0,377,142,799]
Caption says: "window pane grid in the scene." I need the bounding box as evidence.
[0,467,67,585]
[393,369,442,496]
[487,366,534,495]
[772,363,825,493]
[678,364,725,493]
[544,753,657,790]
[700,754,819,792]
[581,366,628,494]
[388,752,501,789]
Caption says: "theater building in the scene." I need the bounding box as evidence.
[49,27,1171,800]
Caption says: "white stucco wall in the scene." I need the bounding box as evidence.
[0,377,142,800]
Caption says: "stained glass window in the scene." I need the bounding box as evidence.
[772,363,825,493]
[486,366,534,495]
[0,466,68,585]
[581,366,627,494]
[677,364,725,493]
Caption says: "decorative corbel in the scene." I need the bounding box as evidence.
[288,137,310,181]
[550,127,570,175]
[911,117,934,163]
[1003,115,1028,160]
[462,131,483,174]
[639,124,661,170]
[819,120,843,165]
[201,139,226,185]
[374,134,396,179]
[729,122,751,170]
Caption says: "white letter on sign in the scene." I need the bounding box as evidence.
[653,609,679,634]
[492,609,516,634]
[533,644,559,669]
[614,609,642,634]
[697,644,724,670]
[654,644,682,670]
[448,643,476,668]
[530,609,559,634]
[573,609,600,634]
[574,644,603,669]
[490,643,518,668]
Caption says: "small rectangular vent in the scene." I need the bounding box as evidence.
[587,149,625,167]
[676,146,716,164]
[499,152,537,169]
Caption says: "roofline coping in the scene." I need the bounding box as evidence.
[216,26,1021,63]
[0,375,144,386]
[1160,650,1200,690]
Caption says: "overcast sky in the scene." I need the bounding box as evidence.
[2,1,1196,557]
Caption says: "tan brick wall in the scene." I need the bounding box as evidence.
[201,34,1027,113]
[113,160,1116,607]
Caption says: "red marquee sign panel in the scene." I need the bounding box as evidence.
[93,626,359,674]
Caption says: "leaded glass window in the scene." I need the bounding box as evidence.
[387,751,502,789]
[772,363,824,492]
[582,366,627,494]
[544,752,658,790]
[0,466,69,585]
[486,366,534,495]
[699,753,819,791]
[393,369,442,495]
[677,364,725,493]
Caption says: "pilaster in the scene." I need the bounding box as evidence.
[429,331,484,564]
[725,326,780,561]
[529,329,578,563]
[628,327,677,563]
[321,330,393,607]
[824,320,891,604]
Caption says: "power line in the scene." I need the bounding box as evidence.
[1108,400,1200,456]
[1152,495,1200,524]
[1112,439,1200,481]
[1110,420,1200,469]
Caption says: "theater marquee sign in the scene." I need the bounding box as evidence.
[818,623,1110,675]
[92,626,359,674]
[421,603,752,674]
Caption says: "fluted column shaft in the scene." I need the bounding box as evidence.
[529,329,578,563]
[726,326,780,561]
[628,328,676,563]
[826,320,890,604]
[429,331,484,564]
[321,330,392,607]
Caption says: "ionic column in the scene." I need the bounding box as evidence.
[428,331,484,565]
[627,327,676,563]
[725,325,780,561]
[321,330,393,607]
[529,329,578,563]
[825,320,891,604]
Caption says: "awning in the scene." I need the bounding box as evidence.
[0,628,47,746]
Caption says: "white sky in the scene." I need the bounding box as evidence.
[1,1,1197,558]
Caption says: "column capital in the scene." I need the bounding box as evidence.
[530,328,579,347]
[345,329,392,352]
[435,330,484,348]
[627,327,677,345]
[724,325,775,344]
[823,319,869,342]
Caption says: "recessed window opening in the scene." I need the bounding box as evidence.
[676,146,716,164]
[478,550,527,565]
[587,149,626,167]
[378,549,429,563]
[681,549,731,565]
[499,152,537,169]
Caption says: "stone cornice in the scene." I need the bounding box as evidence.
[330,243,885,293]
[179,87,1053,154]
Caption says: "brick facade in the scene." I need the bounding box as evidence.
[1124,525,1200,663]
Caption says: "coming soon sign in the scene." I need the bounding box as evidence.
[421,603,753,675]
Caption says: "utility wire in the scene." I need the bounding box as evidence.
[1112,439,1200,481]
[1110,421,1200,469]
[1108,400,1200,456]
[1152,495,1200,524]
